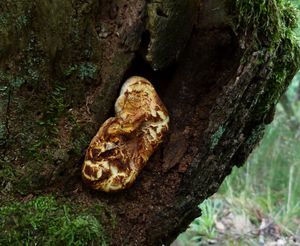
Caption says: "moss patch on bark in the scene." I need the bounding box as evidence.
[0,195,108,245]
[231,0,300,118]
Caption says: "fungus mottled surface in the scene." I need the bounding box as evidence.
[82,76,169,192]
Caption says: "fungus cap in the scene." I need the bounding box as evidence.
[82,76,169,192]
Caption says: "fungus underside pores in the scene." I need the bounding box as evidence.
[82,76,169,192]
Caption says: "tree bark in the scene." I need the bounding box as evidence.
[0,0,299,245]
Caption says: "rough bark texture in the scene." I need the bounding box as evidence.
[0,0,299,245]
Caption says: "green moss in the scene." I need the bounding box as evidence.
[0,70,25,88]
[16,15,28,28]
[78,63,98,80]
[43,86,68,125]
[0,196,107,245]
[230,0,300,118]
[64,64,78,77]
[61,62,99,84]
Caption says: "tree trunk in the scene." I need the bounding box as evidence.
[0,0,299,245]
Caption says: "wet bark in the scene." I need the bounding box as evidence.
[0,0,299,245]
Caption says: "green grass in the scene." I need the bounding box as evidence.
[0,196,107,245]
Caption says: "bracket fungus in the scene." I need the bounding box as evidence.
[82,76,169,192]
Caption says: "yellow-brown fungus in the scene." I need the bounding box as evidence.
[82,76,169,192]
